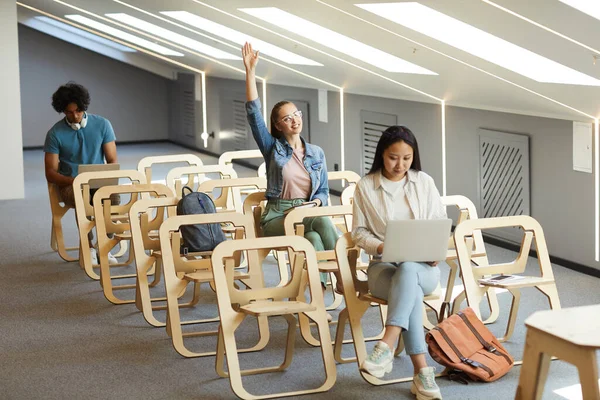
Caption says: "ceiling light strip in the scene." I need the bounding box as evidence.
[482,0,600,56]
[53,0,252,76]
[17,2,204,73]
[201,72,208,147]
[441,100,446,196]
[315,0,595,120]
[191,0,442,102]
[340,88,345,172]
[112,0,340,90]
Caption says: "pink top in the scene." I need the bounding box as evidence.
[281,147,311,200]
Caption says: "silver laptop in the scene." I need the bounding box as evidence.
[78,163,120,189]
[381,219,452,263]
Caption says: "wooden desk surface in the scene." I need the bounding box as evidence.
[525,304,600,348]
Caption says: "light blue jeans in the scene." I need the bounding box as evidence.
[367,261,440,355]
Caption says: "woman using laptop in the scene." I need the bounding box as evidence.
[352,126,446,400]
[242,42,341,296]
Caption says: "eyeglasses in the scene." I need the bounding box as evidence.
[277,110,302,125]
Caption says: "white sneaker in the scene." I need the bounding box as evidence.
[90,248,98,265]
[360,341,394,378]
[411,367,442,400]
[107,252,119,265]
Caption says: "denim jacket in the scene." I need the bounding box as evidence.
[245,97,329,206]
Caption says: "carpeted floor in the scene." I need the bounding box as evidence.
[1,143,598,400]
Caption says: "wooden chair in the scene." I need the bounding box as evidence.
[210,235,336,399]
[439,195,500,324]
[283,205,352,347]
[129,196,181,327]
[48,182,78,262]
[158,212,269,358]
[137,153,203,183]
[72,170,146,280]
[334,232,442,383]
[453,215,561,342]
[242,191,293,288]
[93,183,174,305]
[327,170,361,231]
[516,305,600,400]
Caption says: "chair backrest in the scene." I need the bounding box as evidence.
[218,149,263,167]
[242,191,268,237]
[159,212,256,274]
[137,154,203,183]
[92,184,174,239]
[73,170,147,220]
[327,170,361,205]
[453,215,553,280]
[210,236,322,307]
[129,196,178,252]
[165,164,238,199]
[334,232,368,295]
[340,185,356,206]
[441,195,487,262]
[283,205,352,262]
[258,162,266,178]
[197,177,268,213]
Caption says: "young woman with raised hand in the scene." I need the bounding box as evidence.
[352,125,446,400]
[242,42,341,295]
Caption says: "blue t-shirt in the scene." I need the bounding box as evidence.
[43,113,116,177]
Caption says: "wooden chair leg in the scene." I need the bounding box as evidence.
[498,288,521,342]
[536,284,562,311]
[516,329,550,400]
[576,350,600,400]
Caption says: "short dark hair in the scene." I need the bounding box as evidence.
[51,82,91,113]
[368,125,422,175]
[270,100,293,139]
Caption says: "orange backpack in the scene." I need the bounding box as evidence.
[426,307,514,382]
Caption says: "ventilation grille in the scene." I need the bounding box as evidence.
[479,129,530,242]
[361,110,397,175]
[232,99,248,151]
[182,88,195,138]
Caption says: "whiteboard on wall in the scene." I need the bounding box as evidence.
[573,121,593,173]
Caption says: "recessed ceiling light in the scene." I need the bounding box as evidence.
[64,14,184,56]
[106,13,240,60]
[238,7,436,75]
[161,11,322,66]
[559,0,600,21]
[34,16,137,52]
[356,2,600,86]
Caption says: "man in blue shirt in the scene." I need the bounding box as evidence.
[44,82,119,264]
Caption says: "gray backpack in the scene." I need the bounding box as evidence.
[176,186,226,253]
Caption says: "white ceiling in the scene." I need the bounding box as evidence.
[16,0,600,121]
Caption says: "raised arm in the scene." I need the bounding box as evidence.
[242,42,275,158]
[243,42,259,102]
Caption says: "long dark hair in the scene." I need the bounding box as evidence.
[368,125,421,175]
[270,100,293,139]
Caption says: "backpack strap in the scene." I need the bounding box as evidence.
[457,312,513,365]
[182,186,194,197]
[434,326,495,378]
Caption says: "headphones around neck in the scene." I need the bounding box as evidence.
[66,112,88,131]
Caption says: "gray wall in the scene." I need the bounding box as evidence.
[446,106,597,269]
[18,25,171,147]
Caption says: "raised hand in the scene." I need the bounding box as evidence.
[242,42,259,72]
